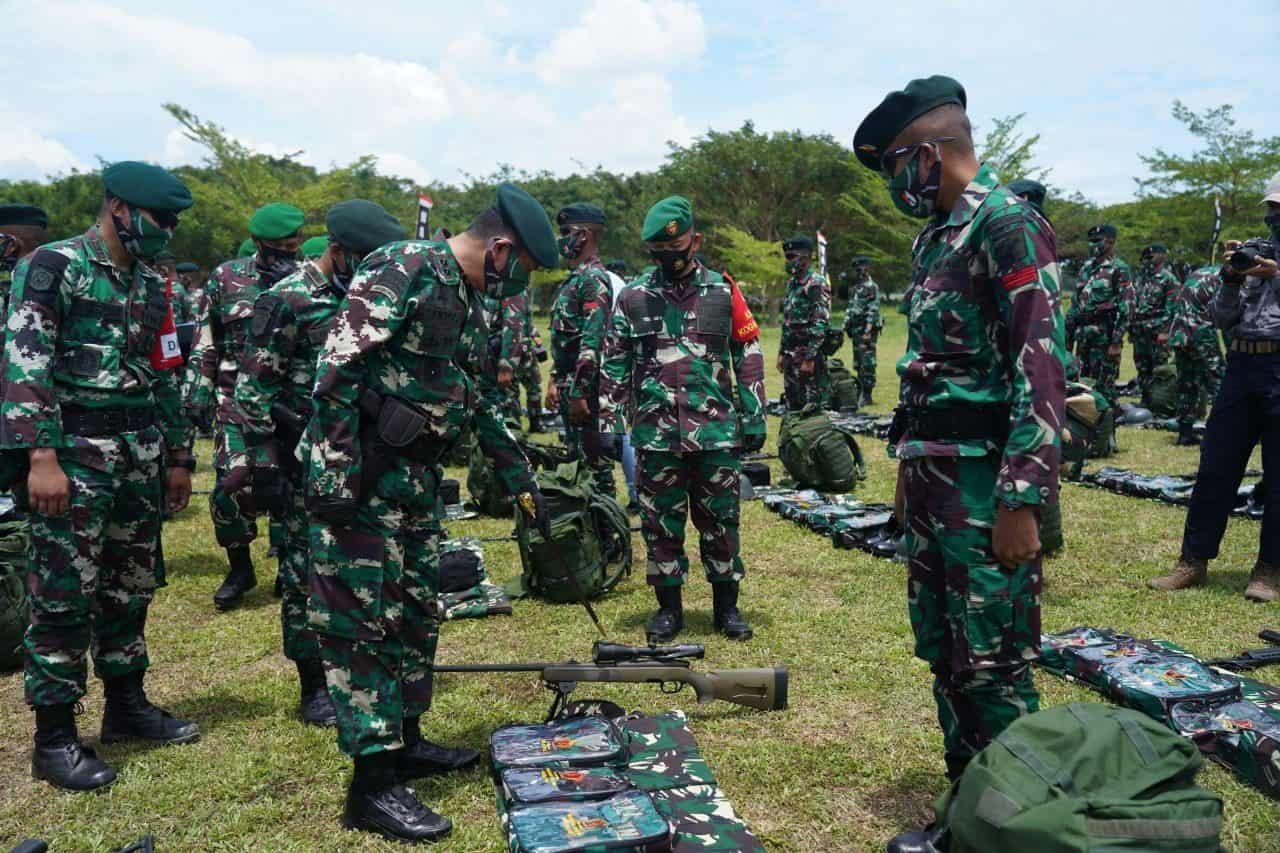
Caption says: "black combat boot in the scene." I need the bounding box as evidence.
[100,672,200,745]
[1175,423,1201,446]
[526,407,544,434]
[343,751,453,844]
[296,659,337,728]
[214,545,257,611]
[645,586,684,644]
[712,582,753,641]
[396,715,480,781]
[861,389,874,407]
[32,704,117,792]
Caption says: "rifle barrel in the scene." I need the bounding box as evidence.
[435,663,555,673]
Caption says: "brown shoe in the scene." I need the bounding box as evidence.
[1148,557,1208,591]
[1245,560,1280,603]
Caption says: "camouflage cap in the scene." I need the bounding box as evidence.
[0,203,47,229]
[326,199,405,256]
[1088,224,1118,240]
[249,203,305,240]
[301,235,329,258]
[496,183,557,269]
[853,75,966,172]
[782,235,814,252]
[1007,178,1047,208]
[642,196,692,242]
[175,261,199,273]
[237,237,256,257]
[556,203,605,227]
[102,161,194,213]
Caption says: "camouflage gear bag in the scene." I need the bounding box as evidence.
[511,459,631,603]
[0,509,29,670]
[778,406,866,493]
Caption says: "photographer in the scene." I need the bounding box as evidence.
[1149,173,1280,601]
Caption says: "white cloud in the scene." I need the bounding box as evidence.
[372,152,432,185]
[0,127,89,180]
[536,0,706,83]
[576,74,694,166]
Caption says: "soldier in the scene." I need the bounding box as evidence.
[3,161,200,791]
[777,235,831,411]
[854,76,1066,781]
[491,291,530,425]
[547,203,615,493]
[0,204,49,321]
[599,196,766,644]
[174,261,203,322]
[1167,265,1225,446]
[152,251,194,325]
[1129,243,1179,409]
[1006,178,1048,220]
[233,200,405,728]
[1065,224,1130,407]
[187,203,304,611]
[842,255,883,406]
[301,234,329,260]
[517,296,545,432]
[305,183,555,843]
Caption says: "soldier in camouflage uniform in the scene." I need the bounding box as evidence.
[152,251,194,325]
[187,203,304,611]
[1168,265,1225,445]
[3,162,199,792]
[233,200,404,728]
[547,203,615,493]
[518,298,545,432]
[842,255,883,406]
[1065,224,1130,407]
[778,235,830,411]
[304,183,556,844]
[489,291,530,425]
[600,196,766,644]
[174,262,202,324]
[1129,243,1179,408]
[855,76,1066,781]
[0,204,49,322]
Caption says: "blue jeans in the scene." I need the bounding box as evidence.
[1182,351,1280,564]
[621,433,638,505]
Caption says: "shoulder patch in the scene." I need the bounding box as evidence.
[986,210,1033,274]
[249,293,284,343]
[28,248,70,293]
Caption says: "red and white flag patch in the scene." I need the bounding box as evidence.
[1001,266,1038,291]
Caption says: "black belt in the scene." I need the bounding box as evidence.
[889,405,1011,445]
[1230,339,1280,355]
[61,406,156,437]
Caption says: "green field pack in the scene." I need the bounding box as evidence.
[437,538,513,621]
[0,509,30,671]
[778,406,865,493]
[1149,362,1177,417]
[1063,383,1115,479]
[825,358,861,412]
[936,702,1223,853]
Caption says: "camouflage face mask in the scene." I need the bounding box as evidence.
[484,240,530,299]
[114,206,173,260]
[886,149,942,219]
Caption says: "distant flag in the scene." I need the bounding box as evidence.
[1210,196,1223,263]
[816,230,829,279]
[416,195,434,239]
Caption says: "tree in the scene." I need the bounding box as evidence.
[978,113,1049,184]
[714,224,784,304]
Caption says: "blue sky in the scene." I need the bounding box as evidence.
[3,0,1275,204]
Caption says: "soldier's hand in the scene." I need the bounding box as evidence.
[1106,343,1123,360]
[569,397,590,426]
[166,467,193,514]
[545,384,561,411]
[28,449,70,517]
[1245,257,1280,280]
[798,359,815,377]
[519,489,553,540]
[1157,333,1169,345]
[993,504,1041,570]
[862,332,873,344]
[498,365,514,389]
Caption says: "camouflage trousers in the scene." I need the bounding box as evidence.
[903,454,1041,768]
[309,461,440,758]
[1075,325,1120,407]
[279,483,318,662]
[852,331,879,394]
[1175,339,1224,429]
[559,387,615,495]
[637,449,744,587]
[519,360,542,419]
[210,426,260,548]
[23,429,166,706]
[782,354,827,411]
[1131,327,1170,402]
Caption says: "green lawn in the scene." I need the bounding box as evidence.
[1,312,1277,852]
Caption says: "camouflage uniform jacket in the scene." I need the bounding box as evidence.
[1129,266,1178,331]
[843,276,883,336]
[184,255,278,425]
[1071,255,1131,345]
[0,226,190,454]
[234,260,344,469]
[497,293,530,372]
[551,260,612,401]
[780,268,829,361]
[892,164,1067,509]
[305,240,534,507]
[1168,266,1221,350]
[599,263,766,452]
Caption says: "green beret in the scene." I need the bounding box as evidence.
[154,250,176,262]
[782,235,814,252]
[176,262,199,273]
[1007,179,1047,209]
[102,161,193,213]
[1145,243,1168,254]
[642,196,693,242]
[237,237,256,258]
[853,75,967,172]
[1088,224,1118,240]
[0,204,47,229]
[556,203,605,227]
[495,183,557,269]
[853,255,872,265]
[301,236,329,258]
[326,199,405,256]
[248,203,305,240]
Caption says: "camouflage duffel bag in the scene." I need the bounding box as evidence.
[0,512,30,671]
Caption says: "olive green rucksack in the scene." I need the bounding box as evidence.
[508,459,631,603]
[1149,362,1177,418]
[1063,383,1116,480]
[826,358,861,413]
[779,406,866,493]
[0,512,30,671]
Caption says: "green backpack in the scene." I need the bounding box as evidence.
[0,513,30,671]
[936,703,1223,853]
[826,358,861,413]
[1149,362,1177,417]
[779,406,865,493]
[509,460,631,603]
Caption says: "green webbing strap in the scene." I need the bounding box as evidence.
[1115,715,1160,766]
[974,786,1023,828]
[997,732,1074,793]
[1084,816,1222,842]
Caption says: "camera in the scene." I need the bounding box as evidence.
[1228,238,1278,272]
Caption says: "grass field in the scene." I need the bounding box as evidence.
[2,311,1277,852]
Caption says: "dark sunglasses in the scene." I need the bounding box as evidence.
[879,136,956,176]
